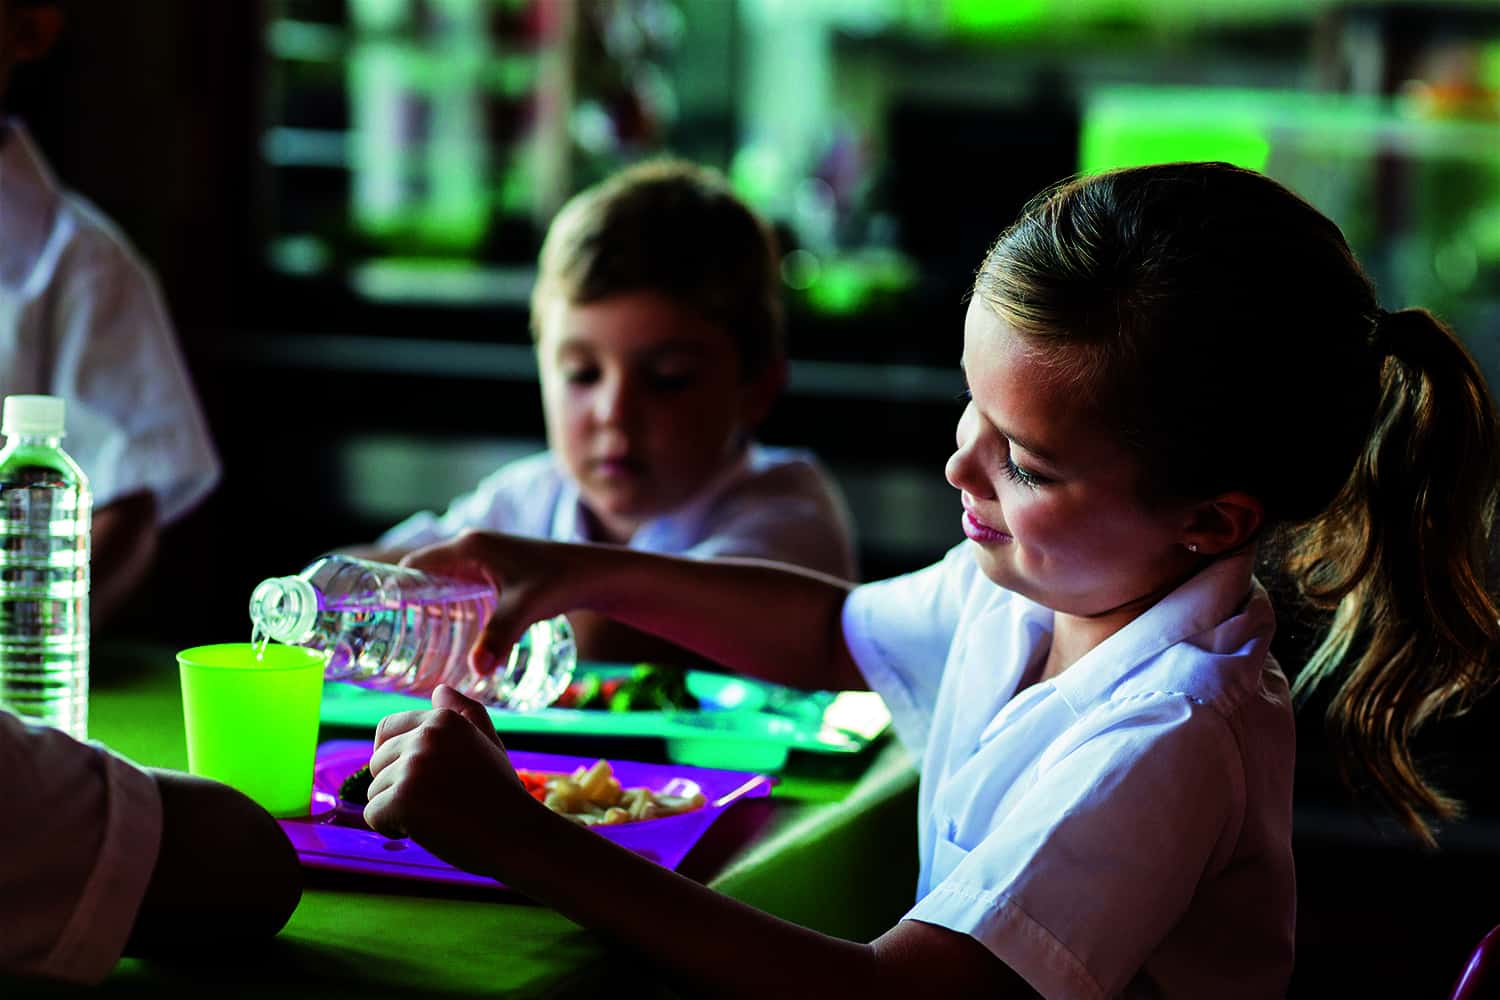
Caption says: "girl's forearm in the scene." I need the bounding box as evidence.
[494,797,880,999]
[568,545,864,693]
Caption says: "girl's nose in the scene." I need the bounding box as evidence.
[944,447,975,495]
[945,408,993,499]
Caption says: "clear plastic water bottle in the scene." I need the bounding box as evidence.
[0,395,91,739]
[248,554,576,710]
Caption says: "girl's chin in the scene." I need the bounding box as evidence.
[972,549,1037,597]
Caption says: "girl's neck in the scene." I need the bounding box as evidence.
[1041,567,1200,680]
[1042,616,1122,681]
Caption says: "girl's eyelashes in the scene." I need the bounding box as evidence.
[1001,455,1049,489]
[563,367,600,385]
[954,387,1051,487]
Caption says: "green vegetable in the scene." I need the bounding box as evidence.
[570,672,606,710]
[608,663,699,712]
[339,763,374,806]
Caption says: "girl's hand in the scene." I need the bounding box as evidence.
[401,530,582,676]
[362,684,540,876]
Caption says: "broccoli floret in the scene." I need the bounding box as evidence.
[609,663,700,712]
[339,762,374,806]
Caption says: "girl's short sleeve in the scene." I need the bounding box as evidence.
[842,543,977,753]
[908,694,1244,999]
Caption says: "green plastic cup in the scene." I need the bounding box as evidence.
[177,643,327,818]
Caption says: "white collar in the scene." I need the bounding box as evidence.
[1047,550,1270,714]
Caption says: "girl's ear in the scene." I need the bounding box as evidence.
[738,355,787,431]
[1182,491,1264,556]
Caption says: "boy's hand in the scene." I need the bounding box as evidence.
[363,684,539,876]
[401,530,581,676]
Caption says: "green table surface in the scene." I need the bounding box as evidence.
[11,643,919,998]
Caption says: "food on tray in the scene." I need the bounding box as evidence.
[536,757,706,826]
[339,763,375,805]
[335,755,705,826]
[554,663,701,712]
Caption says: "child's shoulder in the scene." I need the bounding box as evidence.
[471,449,567,505]
[741,442,827,480]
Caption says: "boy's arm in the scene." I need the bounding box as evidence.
[404,532,867,694]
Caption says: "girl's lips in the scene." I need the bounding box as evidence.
[962,509,1012,545]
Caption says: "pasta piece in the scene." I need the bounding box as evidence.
[531,759,707,826]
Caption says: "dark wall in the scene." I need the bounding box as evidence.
[6,3,262,643]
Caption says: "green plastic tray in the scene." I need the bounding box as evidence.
[317,664,892,771]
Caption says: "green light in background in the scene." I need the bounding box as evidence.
[730,143,790,214]
[801,249,917,316]
[346,0,497,253]
[1479,41,1500,93]
[269,235,332,276]
[353,258,532,304]
[1433,236,1480,291]
[351,0,410,33]
[946,0,1050,35]
[348,39,422,238]
[781,248,822,291]
[1080,89,1274,173]
[497,164,534,216]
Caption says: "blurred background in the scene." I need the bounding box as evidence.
[15,0,1500,992]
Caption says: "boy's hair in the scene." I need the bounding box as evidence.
[975,161,1500,846]
[530,159,784,381]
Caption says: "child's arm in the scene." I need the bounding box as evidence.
[124,770,302,956]
[332,542,414,564]
[404,531,866,694]
[562,609,742,674]
[337,538,765,675]
[365,685,1033,999]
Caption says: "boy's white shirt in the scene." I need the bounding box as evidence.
[0,711,163,983]
[0,120,220,523]
[378,444,858,580]
[844,543,1295,999]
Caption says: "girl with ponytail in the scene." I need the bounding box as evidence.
[347,162,1500,998]
[974,164,1500,848]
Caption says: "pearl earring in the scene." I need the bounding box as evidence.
[1187,543,1200,553]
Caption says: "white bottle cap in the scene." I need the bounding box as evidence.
[2,395,66,437]
[249,575,320,644]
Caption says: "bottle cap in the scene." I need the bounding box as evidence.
[2,395,66,437]
[249,575,320,644]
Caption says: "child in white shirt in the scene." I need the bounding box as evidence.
[0,711,302,984]
[0,2,221,627]
[350,159,855,665]
[356,162,1500,997]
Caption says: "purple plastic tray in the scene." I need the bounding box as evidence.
[277,740,774,890]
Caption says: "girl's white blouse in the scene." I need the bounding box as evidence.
[844,544,1295,999]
